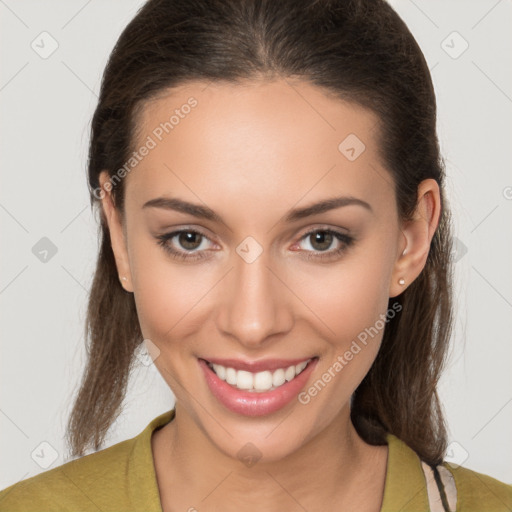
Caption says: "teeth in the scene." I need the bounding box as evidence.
[213,364,226,380]
[254,371,273,391]
[225,367,237,385]
[208,359,311,392]
[237,370,253,390]
[296,361,308,373]
[284,365,296,382]
[272,368,285,387]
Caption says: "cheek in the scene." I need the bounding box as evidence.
[291,268,390,416]
[289,248,394,398]
[294,258,391,345]
[128,233,215,345]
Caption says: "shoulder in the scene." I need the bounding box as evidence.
[0,409,174,512]
[384,433,512,512]
[443,462,512,511]
[0,436,137,511]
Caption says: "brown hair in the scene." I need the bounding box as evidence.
[67,0,454,465]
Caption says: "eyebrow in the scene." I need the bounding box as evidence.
[142,195,373,224]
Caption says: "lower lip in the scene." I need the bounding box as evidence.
[199,358,318,417]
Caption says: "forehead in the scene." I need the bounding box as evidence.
[126,79,394,217]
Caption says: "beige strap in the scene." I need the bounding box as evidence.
[421,461,457,512]
[438,465,457,511]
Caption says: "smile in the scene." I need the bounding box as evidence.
[198,356,318,416]
[206,359,312,392]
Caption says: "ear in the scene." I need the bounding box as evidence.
[98,171,134,293]
[389,178,441,298]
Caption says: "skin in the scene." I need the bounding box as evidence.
[99,78,441,511]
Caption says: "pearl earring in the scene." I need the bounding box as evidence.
[120,276,127,283]
[398,278,405,285]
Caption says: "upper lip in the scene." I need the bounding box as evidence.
[201,357,315,373]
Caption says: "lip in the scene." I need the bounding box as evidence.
[198,357,318,417]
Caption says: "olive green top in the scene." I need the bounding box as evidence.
[0,409,510,511]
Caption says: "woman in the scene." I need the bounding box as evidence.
[1,0,510,510]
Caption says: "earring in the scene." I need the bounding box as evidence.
[398,278,405,285]
[120,276,127,283]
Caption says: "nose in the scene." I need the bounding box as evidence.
[215,249,294,349]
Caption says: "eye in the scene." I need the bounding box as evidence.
[293,228,355,262]
[155,226,355,263]
[155,229,215,261]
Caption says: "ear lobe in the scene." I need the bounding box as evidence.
[389,179,441,298]
[98,171,134,293]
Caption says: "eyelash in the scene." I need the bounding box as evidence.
[155,227,354,263]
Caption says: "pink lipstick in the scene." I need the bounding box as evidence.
[198,356,318,416]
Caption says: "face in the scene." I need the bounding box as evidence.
[100,79,428,462]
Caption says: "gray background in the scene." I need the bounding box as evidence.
[1,0,511,488]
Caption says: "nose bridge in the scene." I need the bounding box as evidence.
[216,243,292,346]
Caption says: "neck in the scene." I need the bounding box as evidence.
[152,405,388,512]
